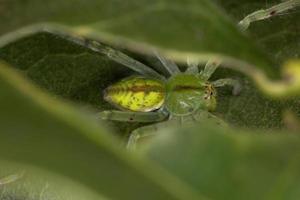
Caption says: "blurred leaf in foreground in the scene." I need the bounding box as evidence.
[144,123,300,200]
[0,61,201,200]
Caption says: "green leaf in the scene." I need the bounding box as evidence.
[0,0,277,77]
[0,61,201,200]
[144,123,300,200]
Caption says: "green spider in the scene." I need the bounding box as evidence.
[97,0,300,147]
[98,46,241,148]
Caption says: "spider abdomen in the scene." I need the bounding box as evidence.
[104,76,165,112]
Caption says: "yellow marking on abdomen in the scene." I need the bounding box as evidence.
[104,77,165,112]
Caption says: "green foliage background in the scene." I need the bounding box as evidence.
[0,0,300,200]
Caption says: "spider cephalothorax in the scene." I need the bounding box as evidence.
[164,73,217,116]
[99,48,241,147]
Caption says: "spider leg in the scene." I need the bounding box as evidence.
[192,110,228,127]
[96,45,166,81]
[200,58,222,81]
[127,119,176,149]
[185,58,199,74]
[126,110,229,149]
[238,0,300,30]
[154,51,181,76]
[98,109,168,123]
[212,78,242,95]
[0,24,166,81]
[127,111,228,149]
